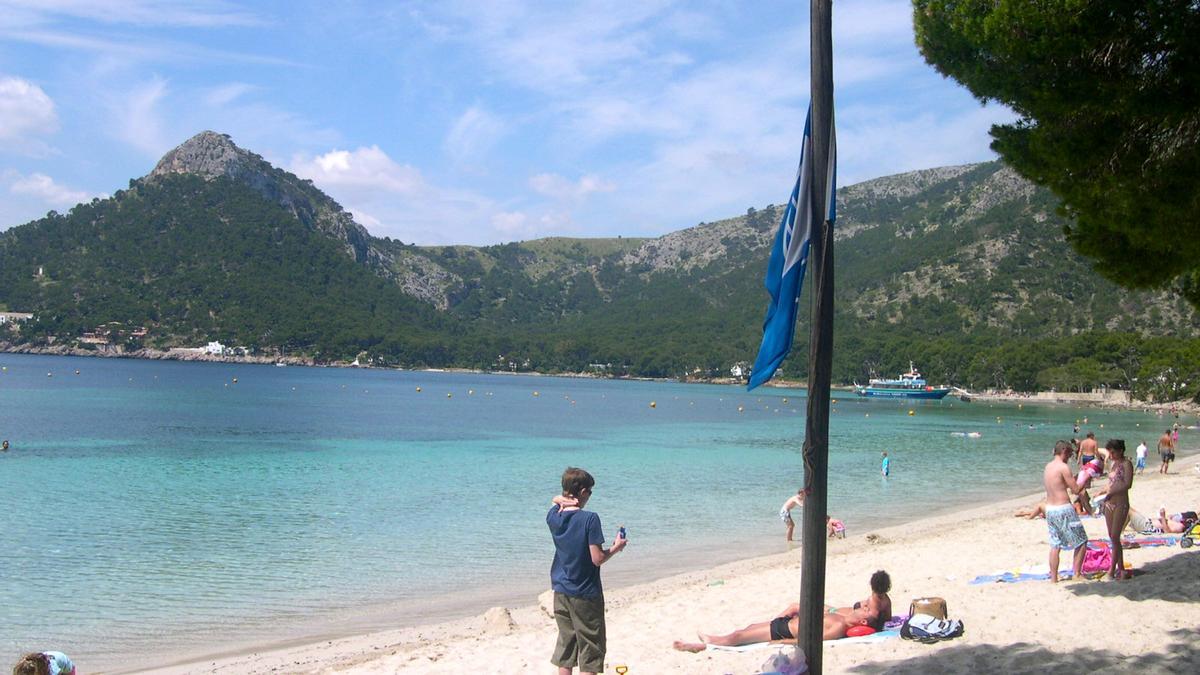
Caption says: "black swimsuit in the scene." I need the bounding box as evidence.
[769,616,794,640]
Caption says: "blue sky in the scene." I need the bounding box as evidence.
[0,0,1014,245]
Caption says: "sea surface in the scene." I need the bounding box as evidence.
[0,354,1186,671]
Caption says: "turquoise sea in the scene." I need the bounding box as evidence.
[0,354,1187,671]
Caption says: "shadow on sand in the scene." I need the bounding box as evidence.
[1062,549,1200,603]
[846,628,1200,674]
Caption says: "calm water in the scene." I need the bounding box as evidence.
[0,354,1184,671]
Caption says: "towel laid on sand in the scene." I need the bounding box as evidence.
[705,627,902,651]
[969,569,1108,585]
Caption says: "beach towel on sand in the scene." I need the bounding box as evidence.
[706,626,902,652]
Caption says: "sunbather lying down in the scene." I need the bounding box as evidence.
[1014,501,1047,519]
[673,571,891,652]
[672,611,853,651]
[1127,507,1199,533]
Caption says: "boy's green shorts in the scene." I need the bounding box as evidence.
[551,592,606,672]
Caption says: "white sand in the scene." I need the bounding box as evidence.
[137,455,1200,674]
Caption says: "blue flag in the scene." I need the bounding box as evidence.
[747,105,836,390]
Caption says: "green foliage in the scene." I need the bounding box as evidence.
[913,0,1200,308]
[0,175,446,358]
[2,151,1198,402]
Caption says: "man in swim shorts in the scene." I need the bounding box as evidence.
[1044,440,1088,582]
[671,570,892,652]
[779,488,808,541]
[1077,432,1098,471]
[1158,429,1174,474]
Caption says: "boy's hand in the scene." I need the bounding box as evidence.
[553,495,580,509]
[611,535,628,553]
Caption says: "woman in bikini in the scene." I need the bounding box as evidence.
[1098,439,1134,580]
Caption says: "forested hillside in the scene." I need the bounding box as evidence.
[2,132,1197,400]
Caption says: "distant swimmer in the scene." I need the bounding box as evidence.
[881,451,890,478]
[1,439,7,452]
[967,432,982,438]
[779,488,809,541]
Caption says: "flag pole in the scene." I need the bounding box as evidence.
[798,0,834,672]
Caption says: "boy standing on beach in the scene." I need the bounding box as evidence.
[547,467,626,675]
[1043,440,1087,582]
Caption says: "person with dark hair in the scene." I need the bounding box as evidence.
[1043,440,1087,582]
[1096,439,1134,580]
[546,467,626,675]
[1158,429,1175,473]
[12,652,75,675]
[672,571,892,652]
[1078,432,1098,470]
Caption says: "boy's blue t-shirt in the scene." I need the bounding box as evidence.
[547,506,605,598]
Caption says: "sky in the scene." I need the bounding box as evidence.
[0,0,1015,246]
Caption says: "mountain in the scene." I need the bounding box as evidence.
[1,132,1197,397]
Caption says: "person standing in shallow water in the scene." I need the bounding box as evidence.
[881,451,890,478]
[779,488,808,541]
[1158,429,1174,473]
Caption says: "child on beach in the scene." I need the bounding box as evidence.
[779,487,809,541]
[547,467,626,675]
[12,652,75,675]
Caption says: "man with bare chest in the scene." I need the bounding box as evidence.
[1043,440,1087,582]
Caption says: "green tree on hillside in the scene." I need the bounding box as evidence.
[913,0,1200,308]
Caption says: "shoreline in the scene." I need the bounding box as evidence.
[126,451,1200,674]
[4,347,1195,415]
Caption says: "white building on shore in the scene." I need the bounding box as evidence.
[0,311,34,325]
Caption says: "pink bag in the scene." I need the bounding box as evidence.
[1082,548,1111,574]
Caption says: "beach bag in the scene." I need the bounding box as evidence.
[909,597,947,620]
[901,613,964,643]
[1082,547,1111,574]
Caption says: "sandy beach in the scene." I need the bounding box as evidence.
[132,450,1200,675]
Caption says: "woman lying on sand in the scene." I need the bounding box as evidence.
[673,571,891,651]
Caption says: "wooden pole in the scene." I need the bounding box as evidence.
[798,0,834,672]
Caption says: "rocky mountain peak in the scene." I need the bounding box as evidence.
[149,131,263,181]
[146,131,372,263]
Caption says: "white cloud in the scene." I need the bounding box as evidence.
[204,82,255,107]
[110,76,172,158]
[444,106,505,164]
[0,0,264,28]
[529,172,615,200]
[291,146,425,194]
[491,210,529,235]
[8,171,102,207]
[0,76,58,151]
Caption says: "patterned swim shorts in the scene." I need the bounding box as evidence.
[1046,503,1087,550]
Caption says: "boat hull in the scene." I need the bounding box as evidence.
[854,387,951,400]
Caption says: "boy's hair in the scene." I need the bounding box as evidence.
[1087,432,1095,439]
[13,653,50,675]
[561,467,595,497]
[1053,440,1073,457]
[870,570,891,594]
[1106,438,1126,455]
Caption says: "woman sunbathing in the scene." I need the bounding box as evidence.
[672,571,891,651]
